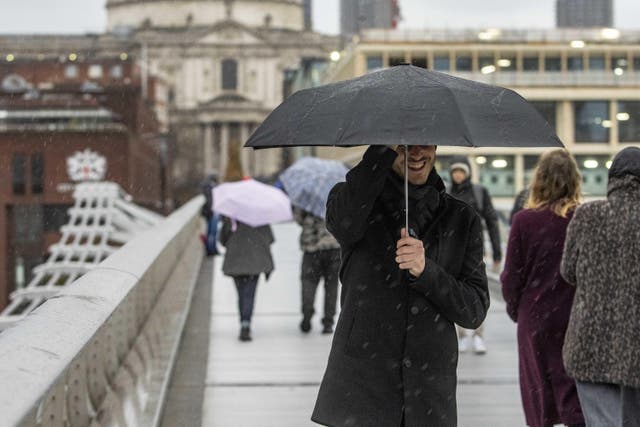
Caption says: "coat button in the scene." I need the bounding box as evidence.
[410,306,419,315]
[403,358,412,368]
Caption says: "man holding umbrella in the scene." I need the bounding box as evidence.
[245,64,563,426]
[311,143,489,426]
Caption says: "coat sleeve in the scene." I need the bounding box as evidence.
[481,187,502,262]
[561,206,585,286]
[326,145,397,248]
[407,214,489,329]
[499,213,525,322]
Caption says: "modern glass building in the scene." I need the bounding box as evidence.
[320,27,640,200]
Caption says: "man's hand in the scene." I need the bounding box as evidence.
[492,260,501,273]
[396,228,425,277]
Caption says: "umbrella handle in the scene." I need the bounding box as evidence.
[404,144,409,235]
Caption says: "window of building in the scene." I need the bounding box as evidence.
[411,56,428,69]
[634,57,640,71]
[389,55,405,67]
[65,64,78,79]
[88,65,103,79]
[522,56,540,72]
[110,64,123,79]
[544,55,561,71]
[497,55,516,71]
[366,55,383,72]
[530,101,557,130]
[574,101,610,143]
[221,59,238,90]
[588,55,606,70]
[455,55,472,72]
[478,56,494,69]
[575,155,611,196]
[567,55,584,71]
[611,56,628,74]
[617,101,640,142]
[477,156,516,197]
[13,205,43,243]
[523,155,541,187]
[12,153,26,195]
[31,153,43,194]
[433,55,450,71]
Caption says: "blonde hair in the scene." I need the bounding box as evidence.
[527,149,581,218]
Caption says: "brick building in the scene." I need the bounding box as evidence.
[0,52,170,310]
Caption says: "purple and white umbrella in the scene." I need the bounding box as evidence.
[213,179,293,227]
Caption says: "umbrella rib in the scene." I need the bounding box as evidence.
[419,70,476,147]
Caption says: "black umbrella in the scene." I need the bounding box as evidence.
[245,64,563,231]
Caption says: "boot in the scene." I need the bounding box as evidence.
[239,325,252,342]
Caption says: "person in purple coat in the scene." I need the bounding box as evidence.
[500,149,585,427]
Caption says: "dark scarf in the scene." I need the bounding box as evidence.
[379,168,444,238]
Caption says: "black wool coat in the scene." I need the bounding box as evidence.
[312,147,490,427]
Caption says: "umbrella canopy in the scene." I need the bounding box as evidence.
[213,179,293,227]
[279,157,349,219]
[245,64,563,149]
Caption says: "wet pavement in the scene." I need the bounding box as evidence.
[199,222,526,427]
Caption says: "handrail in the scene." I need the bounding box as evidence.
[0,196,205,427]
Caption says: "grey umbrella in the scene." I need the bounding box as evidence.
[245,64,563,231]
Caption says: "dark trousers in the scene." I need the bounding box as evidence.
[205,214,219,255]
[301,249,340,326]
[233,275,259,324]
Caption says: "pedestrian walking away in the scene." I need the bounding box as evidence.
[219,216,275,342]
[447,156,501,355]
[500,149,585,427]
[561,146,640,427]
[294,207,341,334]
[312,145,489,427]
[200,173,220,256]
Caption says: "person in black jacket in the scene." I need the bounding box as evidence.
[448,156,501,355]
[312,145,489,427]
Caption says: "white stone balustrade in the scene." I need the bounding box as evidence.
[0,196,205,427]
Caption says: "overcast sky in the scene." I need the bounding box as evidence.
[0,0,638,34]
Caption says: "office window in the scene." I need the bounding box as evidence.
[530,101,557,131]
[31,153,43,194]
[574,101,610,143]
[617,101,640,142]
[13,205,43,243]
[523,56,539,71]
[366,55,383,71]
[12,153,26,195]
[477,156,516,197]
[455,55,472,71]
[567,56,584,71]
[433,55,450,71]
[221,59,238,90]
[88,65,103,79]
[544,56,561,71]
[611,56,628,72]
[411,56,428,69]
[110,64,123,79]
[497,55,516,71]
[576,155,610,196]
[588,55,606,70]
[65,64,78,79]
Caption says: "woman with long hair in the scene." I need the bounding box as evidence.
[500,149,585,427]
